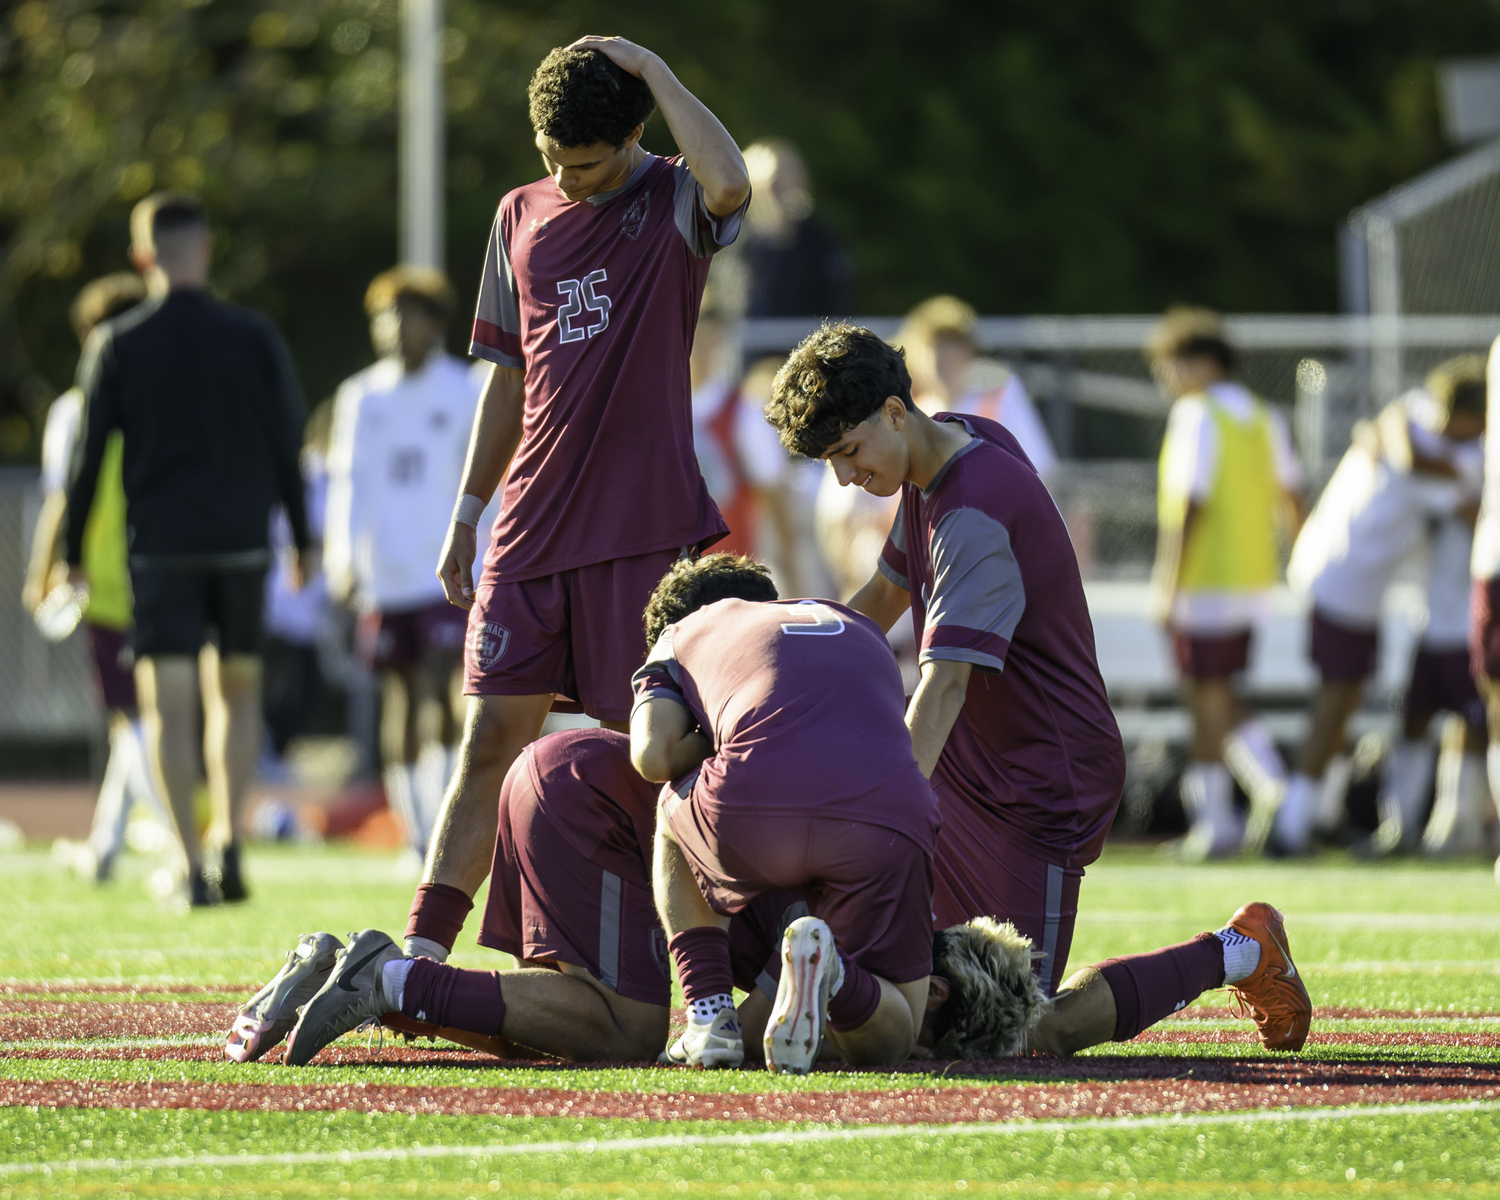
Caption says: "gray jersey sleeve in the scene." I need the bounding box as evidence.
[922,506,1026,673]
[469,208,524,369]
[630,628,689,713]
[672,162,748,259]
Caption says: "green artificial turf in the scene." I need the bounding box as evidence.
[4,840,1500,1198]
[4,1104,1500,1197]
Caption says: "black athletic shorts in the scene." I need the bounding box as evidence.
[130,564,267,659]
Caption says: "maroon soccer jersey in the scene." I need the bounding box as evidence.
[631,598,939,853]
[470,155,743,582]
[880,414,1125,866]
[522,727,660,882]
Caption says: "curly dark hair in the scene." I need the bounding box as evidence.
[642,554,778,649]
[927,918,1047,1060]
[764,323,914,459]
[528,47,657,149]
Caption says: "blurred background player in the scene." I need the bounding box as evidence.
[897,294,1056,483]
[1471,335,1500,884]
[324,267,483,867]
[1281,357,1486,855]
[64,193,310,908]
[414,39,748,965]
[733,139,855,320]
[24,272,173,883]
[688,303,800,579]
[1148,308,1304,858]
[259,401,333,777]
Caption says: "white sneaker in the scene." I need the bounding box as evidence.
[764,916,843,1075]
[226,932,345,1062]
[659,1006,744,1069]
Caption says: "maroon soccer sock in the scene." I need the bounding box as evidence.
[1095,932,1225,1041]
[668,927,735,1017]
[827,951,881,1033]
[404,883,474,955]
[400,957,507,1036]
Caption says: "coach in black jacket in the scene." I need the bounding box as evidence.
[65,192,310,909]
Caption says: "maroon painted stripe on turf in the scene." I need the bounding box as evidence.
[3,1074,1498,1123]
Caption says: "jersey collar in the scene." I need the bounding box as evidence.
[586,153,656,207]
[920,415,981,499]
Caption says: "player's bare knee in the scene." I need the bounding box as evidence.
[1029,967,1115,1056]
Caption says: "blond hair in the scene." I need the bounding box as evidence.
[930,917,1047,1059]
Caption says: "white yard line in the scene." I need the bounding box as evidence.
[4,1098,1499,1177]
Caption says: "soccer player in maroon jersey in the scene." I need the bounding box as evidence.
[764,324,1312,1054]
[631,555,942,1071]
[405,39,750,966]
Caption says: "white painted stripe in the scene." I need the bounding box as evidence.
[2,1037,220,1051]
[3,1098,1498,1176]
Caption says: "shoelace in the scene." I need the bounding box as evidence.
[355,1015,384,1054]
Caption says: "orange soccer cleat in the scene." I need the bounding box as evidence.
[1225,902,1312,1052]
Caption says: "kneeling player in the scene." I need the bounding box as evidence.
[232,728,671,1064]
[761,323,1311,1054]
[631,555,940,1072]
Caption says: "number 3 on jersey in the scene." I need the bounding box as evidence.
[557,270,610,343]
[780,600,845,636]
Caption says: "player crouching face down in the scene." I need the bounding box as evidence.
[631,554,942,1071]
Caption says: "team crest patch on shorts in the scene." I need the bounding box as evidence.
[621,192,650,240]
[650,927,670,980]
[471,621,511,671]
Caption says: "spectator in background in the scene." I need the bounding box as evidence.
[897,295,1057,483]
[323,267,486,869]
[24,272,174,884]
[737,139,854,318]
[64,193,311,908]
[261,400,334,773]
[1149,308,1304,860]
[1284,358,1486,856]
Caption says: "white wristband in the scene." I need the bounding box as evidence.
[452,493,486,529]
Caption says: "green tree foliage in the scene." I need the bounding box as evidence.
[1,0,1496,462]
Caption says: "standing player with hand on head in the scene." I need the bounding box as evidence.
[406,39,749,963]
[765,324,1313,1057]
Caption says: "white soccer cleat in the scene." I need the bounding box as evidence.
[764,916,842,1076]
[659,1006,745,1069]
[226,932,345,1063]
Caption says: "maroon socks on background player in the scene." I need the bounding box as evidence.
[668,927,736,1022]
[1095,932,1226,1041]
[404,883,474,960]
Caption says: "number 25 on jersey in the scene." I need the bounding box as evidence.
[557,270,611,343]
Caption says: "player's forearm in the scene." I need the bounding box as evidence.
[847,569,910,632]
[23,491,66,608]
[457,365,526,503]
[906,659,972,779]
[638,56,749,217]
[630,699,713,783]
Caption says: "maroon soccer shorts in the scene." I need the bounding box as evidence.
[1470,577,1500,683]
[663,779,934,986]
[1405,645,1484,731]
[464,547,681,723]
[930,775,1083,998]
[1309,608,1379,684]
[1171,628,1252,681]
[87,624,136,711]
[477,755,672,1007]
[356,601,469,671]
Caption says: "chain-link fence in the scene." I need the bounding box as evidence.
[1345,136,1500,405]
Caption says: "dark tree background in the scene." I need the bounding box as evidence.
[2,0,1497,462]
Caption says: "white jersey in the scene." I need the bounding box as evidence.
[1289,394,1470,627]
[324,352,486,613]
[1424,514,1476,649]
[1472,334,1500,579]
